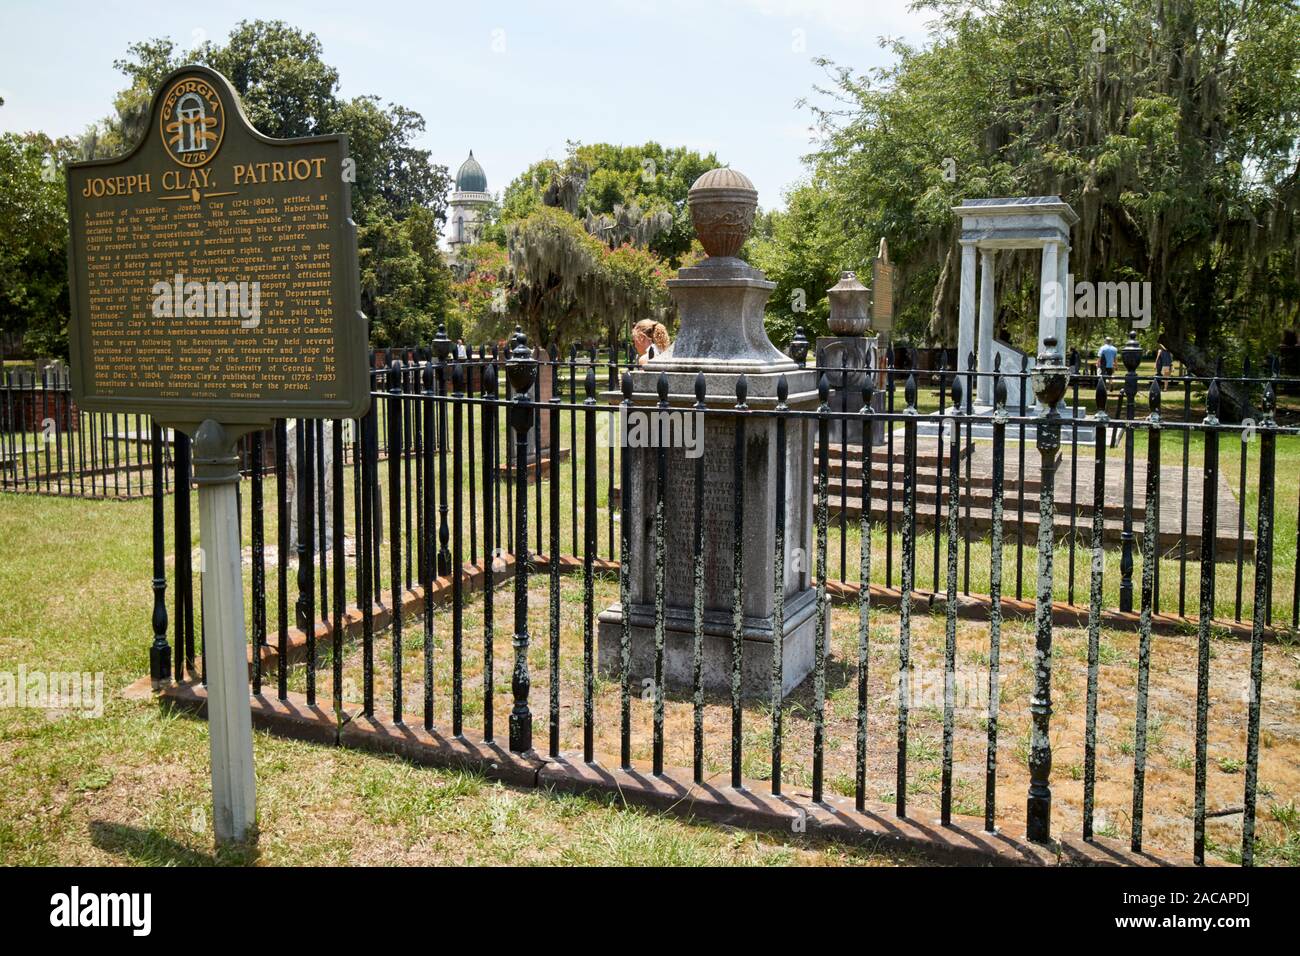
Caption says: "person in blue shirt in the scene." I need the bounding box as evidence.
[1097,336,1118,378]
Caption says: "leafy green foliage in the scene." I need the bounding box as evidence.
[360,206,453,347]
[748,183,846,349]
[500,141,718,265]
[448,243,509,346]
[0,133,75,356]
[503,205,606,348]
[475,141,704,350]
[793,0,1300,389]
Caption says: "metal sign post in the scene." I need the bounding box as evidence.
[193,420,258,842]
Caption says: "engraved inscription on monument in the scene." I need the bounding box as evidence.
[65,65,368,425]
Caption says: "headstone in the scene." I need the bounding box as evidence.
[816,335,884,446]
[284,420,335,552]
[597,167,820,698]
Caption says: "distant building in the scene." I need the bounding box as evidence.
[446,150,491,256]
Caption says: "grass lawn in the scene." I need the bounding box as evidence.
[4,478,1299,865]
[0,491,924,866]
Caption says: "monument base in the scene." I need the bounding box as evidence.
[597,587,818,699]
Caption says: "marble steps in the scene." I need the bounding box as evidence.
[824,452,1060,487]
[823,490,1250,559]
[825,472,1147,522]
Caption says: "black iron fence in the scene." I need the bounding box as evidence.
[142,332,1299,864]
[1,364,174,498]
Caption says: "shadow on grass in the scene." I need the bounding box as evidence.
[89,820,260,866]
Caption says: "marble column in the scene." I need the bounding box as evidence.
[957,241,977,376]
[977,247,996,406]
[1055,242,1070,356]
[1037,240,1059,355]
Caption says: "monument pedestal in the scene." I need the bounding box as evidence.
[596,368,819,698]
[815,334,885,446]
[596,165,824,700]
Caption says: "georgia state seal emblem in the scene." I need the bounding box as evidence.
[159,76,224,167]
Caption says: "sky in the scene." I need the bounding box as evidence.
[0,0,934,209]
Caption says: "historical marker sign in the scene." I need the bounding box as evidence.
[871,237,895,334]
[65,65,369,427]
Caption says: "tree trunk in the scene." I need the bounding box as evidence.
[1164,329,1251,422]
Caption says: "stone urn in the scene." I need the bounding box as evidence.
[826,271,871,335]
[687,167,758,259]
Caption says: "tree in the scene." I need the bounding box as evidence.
[594,243,674,342]
[748,182,846,348]
[503,206,606,348]
[500,142,720,264]
[360,207,453,347]
[804,0,1300,412]
[449,243,510,345]
[0,133,75,356]
[324,96,449,222]
[200,21,339,138]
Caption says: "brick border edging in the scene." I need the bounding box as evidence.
[155,679,1193,868]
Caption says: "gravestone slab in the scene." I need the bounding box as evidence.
[284,420,335,551]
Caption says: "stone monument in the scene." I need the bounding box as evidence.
[815,270,884,446]
[596,168,820,698]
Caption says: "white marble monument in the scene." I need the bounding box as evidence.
[952,197,1079,410]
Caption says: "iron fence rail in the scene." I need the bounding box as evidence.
[1,367,173,497]
[130,340,1300,864]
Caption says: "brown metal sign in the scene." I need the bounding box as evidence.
[65,65,369,427]
[871,237,895,334]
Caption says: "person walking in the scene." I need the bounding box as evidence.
[1098,336,1118,379]
[1155,342,1173,388]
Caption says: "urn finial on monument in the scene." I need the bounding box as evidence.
[789,326,810,366]
[507,330,535,393]
[827,271,872,336]
[1032,335,1069,413]
[688,167,758,259]
[818,269,881,444]
[652,167,794,373]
